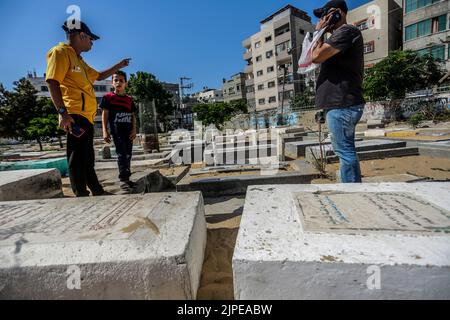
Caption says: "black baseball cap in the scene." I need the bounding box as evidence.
[62,20,100,40]
[313,0,348,18]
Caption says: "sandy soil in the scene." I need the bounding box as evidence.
[312,155,450,184]
[197,227,239,300]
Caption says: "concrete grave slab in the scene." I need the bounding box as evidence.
[177,163,319,197]
[97,168,172,195]
[364,130,386,138]
[233,183,450,300]
[205,144,278,166]
[305,139,418,163]
[95,159,164,171]
[0,169,63,201]
[0,192,207,299]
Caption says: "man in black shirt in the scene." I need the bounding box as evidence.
[312,0,365,183]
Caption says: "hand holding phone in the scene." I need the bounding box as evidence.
[70,123,86,138]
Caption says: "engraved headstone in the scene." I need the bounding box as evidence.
[234,183,450,299]
[0,192,206,299]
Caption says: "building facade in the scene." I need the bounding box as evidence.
[347,0,403,68]
[192,88,224,104]
[403,0,450,71]
[222,73,246,102]
[242,5,315,113]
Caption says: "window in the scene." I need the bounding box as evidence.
[256,55,262,62]
[278,90,294,101]
[405,14,447,41]
[405,0,441,14]
[278,74,294,85]
[299,29,305,35]
[355,19,369,31]
[258,98,265,105]
[417,45,445,61]
[267,66,275,73]
[275,23,290,37]
[237,85,240,92]
[257,70,263,77]
[40,86,49,92]
[265,36,272,42]
[94,85,107,92]
[364,41,375,54]
[255,41,261,48]
[268,81,275,88]
[432,14,447,33]
[257,84,264,91]
[247,85,254,93]
[276,40,291,54]
[269,96,276,103]
[266,50,273,59]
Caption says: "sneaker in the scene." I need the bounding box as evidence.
[120,180,136,191]
[93,190,114,196]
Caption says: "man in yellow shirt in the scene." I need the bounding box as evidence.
[46,20,130,197]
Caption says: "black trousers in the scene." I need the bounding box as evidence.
[112,131,133,182]
[66,114,104,197]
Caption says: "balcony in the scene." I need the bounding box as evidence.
[242,37,251,49]
[278,83,294,93]
[246,91,255,100]
[245,77,254,86]
[244,64,253,74]
[276,49,291,62]
[243,50,252,60]
[275,31,291,46]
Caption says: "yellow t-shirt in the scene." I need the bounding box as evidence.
[45,43,99,124]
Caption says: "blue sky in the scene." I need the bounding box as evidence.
[0,0,371,91]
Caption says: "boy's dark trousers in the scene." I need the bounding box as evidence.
[66,114,104,197]
[112,130,133,182]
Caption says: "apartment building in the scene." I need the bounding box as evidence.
[242,5,315,113]
[222,73,246,102]
[192,88,224,104]
[347,0,403,68]
[403,0,450,71]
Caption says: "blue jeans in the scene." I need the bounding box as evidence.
[112,132,133,182]
[326,105,365,183]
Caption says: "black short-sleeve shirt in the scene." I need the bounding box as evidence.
[99,92,136,134]
[315,24,365,109]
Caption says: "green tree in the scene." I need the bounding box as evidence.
[193,99,247,129]
[25,115,63,151]
[0,78,41,139]
[290,91,314,110]
[364,50,445,100]
[126,71,175,132]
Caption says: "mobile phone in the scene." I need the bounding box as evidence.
[328,11,342,26]
[70,123,86,138]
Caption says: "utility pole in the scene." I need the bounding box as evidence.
[278,63,288,126]
[178,77,193,129]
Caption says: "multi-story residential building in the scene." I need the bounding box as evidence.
[222,73,246,102]
[403,0,450,71]
[242,4,315,113]
[26,72,113,133]
[347,0,403,68]
[193,88,224,104]
[161,82,180,109]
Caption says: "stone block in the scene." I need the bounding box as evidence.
[0,192,207,299]
[233,183,450,299]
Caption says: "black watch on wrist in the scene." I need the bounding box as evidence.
[58,107,67,115]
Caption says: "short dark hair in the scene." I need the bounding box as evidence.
[113,70,127,82]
